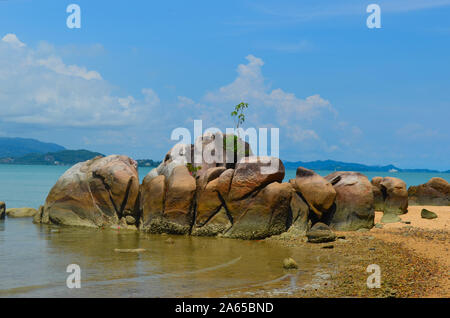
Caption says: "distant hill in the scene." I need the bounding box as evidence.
[136,159,162,167]
[283,160,442,173]
[0,137,65,158]
[0,150,104,166]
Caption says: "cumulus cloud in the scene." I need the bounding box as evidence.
[0,34,159,127]
[2,33,26,48]
[205,55,333,121]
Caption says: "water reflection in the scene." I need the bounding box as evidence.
[1,218,338,297]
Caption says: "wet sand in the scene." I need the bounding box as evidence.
[210,205,449,298]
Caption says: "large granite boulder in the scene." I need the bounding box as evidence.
[0,201,5,220]
[371,177,408,215]
[289,167,336,220]
[142,153,305,239]
[324,172,374,231]
[141,165,196,234]
[6,207,38,218]
[39,155,140,228]
[408,178,450,206]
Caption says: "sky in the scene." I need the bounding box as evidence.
[0,0,449,170]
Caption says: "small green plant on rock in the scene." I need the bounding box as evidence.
[186,163,202,177]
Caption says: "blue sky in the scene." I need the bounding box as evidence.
[0,0,449,170]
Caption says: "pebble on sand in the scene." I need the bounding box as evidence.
[283,258,298,269]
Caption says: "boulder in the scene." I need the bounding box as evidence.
[0,201,5,220]
[324,172,375,231]
[371,177,385,211]
[223,182,295,240]
[228,156,285,201]
[381,213,401,224]
[6,207,38,218]
[421,209,438,219]
[151,165,196,234]
[306,222,336,243]
[290,167,336,219]
[371,177,408,215]
[41,155,140,228]
[408,178,450,206]
[140,174,165,230]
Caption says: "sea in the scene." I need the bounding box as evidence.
[0,164,449,297]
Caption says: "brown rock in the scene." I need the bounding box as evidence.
[162,165,196,234]
[408,177,450,206]
[6,207,38,218]
[41,155,140,228]
[224,182,293,240]
[290,167,336,219]
[0,201,5,220]
[140,174,166,231]
[380,177,408,215]
[371,177,384,211]
[228,156,285,201]
[324,171,374,231]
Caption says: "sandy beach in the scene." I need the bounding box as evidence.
[208,205,449,298]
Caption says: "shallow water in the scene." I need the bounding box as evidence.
[0,218,335,297]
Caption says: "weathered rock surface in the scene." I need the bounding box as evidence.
[6,207,38,218]
[141,151,306,239]
[0,201,5,220]
[421,208,438,219]
[306,222,336,243]
[290,167,336,220]
[40,155,140,228]
[371,177,408,215]
[324,172,375,231]
[408,178,450,206]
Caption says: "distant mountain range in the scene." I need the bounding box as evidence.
[283,160,444,173]
[0,137,65,158]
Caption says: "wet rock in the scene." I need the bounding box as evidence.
[283,258,298,269]
[0,201,5,220]
[381,213,401,224]
[306,222,337,243]
[125,215,136,225]
[41,155,140,228]
[290,167,336,219]
[114,248,146,253]
[224,181,294,240]
[165,238,174,244]
[324,172,375,231]
[32,206,44,224]
[408,177,450,206]
[421,209,438,219]
[6,207,38,218]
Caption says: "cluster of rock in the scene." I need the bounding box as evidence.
[29,133,449,240]
[408,177,450,206]
[34,133,380,240]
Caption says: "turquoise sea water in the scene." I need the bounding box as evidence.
[0,164,449,209]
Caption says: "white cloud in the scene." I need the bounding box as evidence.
[205,55,333,120]
[2,33,26,48]
[0,33,159,127]
[36,56,102,80]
